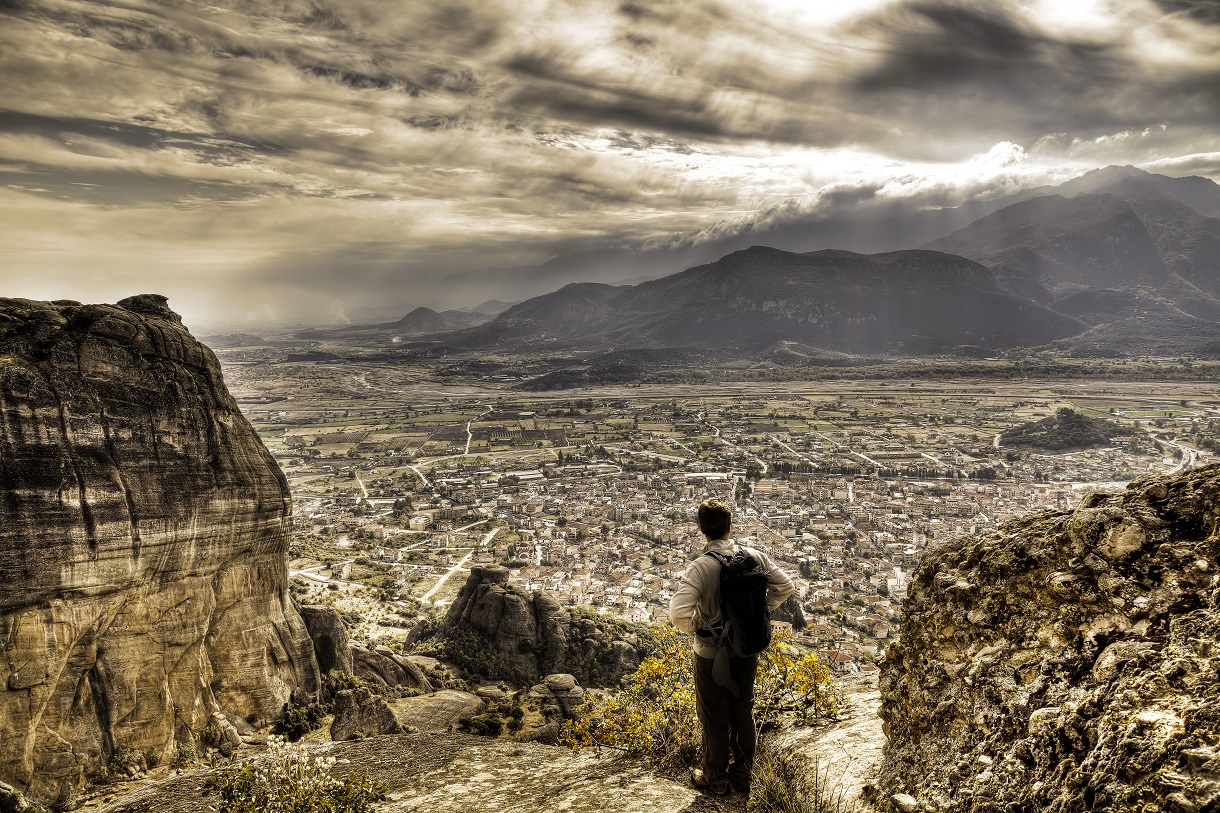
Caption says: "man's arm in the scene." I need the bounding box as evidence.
[669,562,706,634]
[761,553,795,611]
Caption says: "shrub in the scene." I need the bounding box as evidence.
[559,626,700,770]
[200,720,224,749]
[560,629,844,770]
[458,714,504,737]
[174,738,198,767]
[748,746,858,813]
[203,736,386,813]
[273,703,330,742]
[755,635,847,727]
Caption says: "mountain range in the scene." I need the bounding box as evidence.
[304,165,1220,363]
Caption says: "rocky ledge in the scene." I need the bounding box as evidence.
[0,296,319,807]
[875,464,1220,812]
[87,733,744,813]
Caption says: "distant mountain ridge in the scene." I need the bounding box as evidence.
[300,166,1220,362]
[446,247,1083,355]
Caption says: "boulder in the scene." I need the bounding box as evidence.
[331,687,403,742]
[299,605,355,675]
[530,674,586,720]
[0,297,319,806]
[876,465,1220,813]
[394,690,485,733]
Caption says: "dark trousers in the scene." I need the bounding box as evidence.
[694,653,759,787]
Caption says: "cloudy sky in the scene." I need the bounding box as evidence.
[3,0,1219,327]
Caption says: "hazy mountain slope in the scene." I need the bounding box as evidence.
[447,247,1084,354]
[417,167,1220,306]
[392,306,492,334]
[925,194,1169,290]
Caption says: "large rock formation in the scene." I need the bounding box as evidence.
[0,296,319,806]
[299,604,432,692]
[439,567,570,681]
[876,464,1220,812]
[330,687,403,742]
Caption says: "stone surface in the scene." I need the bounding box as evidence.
[440,567,571,680]
[766,675,883,809]
[299,605,354,676]
[876,465,1220,813]
[393,690,485,732]
[0,297,319,806]
[89,733,745,813]
[352,644,433,692]
[330,687,404,742]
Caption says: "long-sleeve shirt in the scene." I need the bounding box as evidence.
[669,536,795,658]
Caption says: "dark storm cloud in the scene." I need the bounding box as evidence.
[852,4,1119,93]
[1154,0,1220,24]
[505,52,729,140]
[839,0,1220,152]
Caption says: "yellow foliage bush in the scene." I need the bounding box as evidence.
[560,628,845,769]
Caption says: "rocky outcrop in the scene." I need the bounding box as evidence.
[876,465,1220,813]
[298,604,432,692]
[440,567,570,680]
[394,690,485,733]
[0,296,319,806]
[90,732,742,813]
[528,673,586,720]
[353,645,433,692]
[330,687,403,742]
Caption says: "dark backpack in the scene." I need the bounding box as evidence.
[704,548,772,658]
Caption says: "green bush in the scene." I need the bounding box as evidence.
[204,736,386,813]
[457,714,504,736]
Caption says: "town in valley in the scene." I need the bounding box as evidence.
[221,357,1218,678]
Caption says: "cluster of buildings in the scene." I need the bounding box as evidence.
[274,398,1210,675]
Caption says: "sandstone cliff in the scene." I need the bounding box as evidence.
[876,464,1220,812]
[0,296,319,807]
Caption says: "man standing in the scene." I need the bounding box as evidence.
[669,498,795,795]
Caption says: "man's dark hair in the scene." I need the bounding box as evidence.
[698,498,732,539]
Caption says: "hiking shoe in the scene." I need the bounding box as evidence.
[730,777,751,795]
[690,768,730,796]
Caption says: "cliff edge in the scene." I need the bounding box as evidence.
[876,464,1220,812]
[0,296,319,807]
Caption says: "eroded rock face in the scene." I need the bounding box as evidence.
[0,296,319,806]
[330,687,403,742]
[876,465,1220,813]
[299,605,355,676]
[441,567,570,680]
